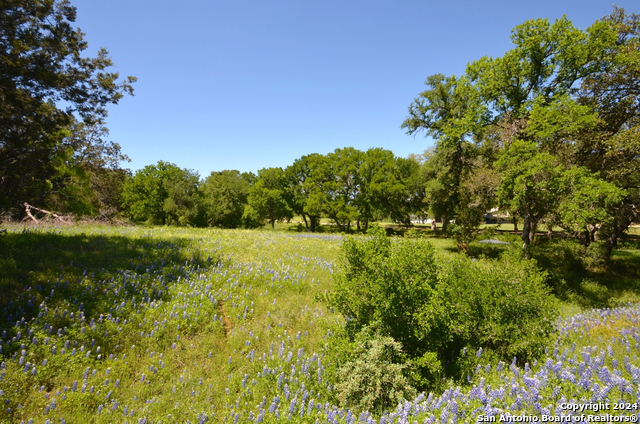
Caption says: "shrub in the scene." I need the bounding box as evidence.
[335,327,416,414]
[331,226,445,358]
[331,227,559,390]
[438,250,558,366]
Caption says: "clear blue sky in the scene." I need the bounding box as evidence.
[71,0,637,178]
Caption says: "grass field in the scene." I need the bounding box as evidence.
[0,223,639,423]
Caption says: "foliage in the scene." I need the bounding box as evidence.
[497,140,564,255]
[403,9,640,256]
[332,226,441,359]
[0,0,135,215]
[321,148,363,231]
[284,148,420,233]
[335,327,417,415]
[200,170,252,228]
[452,165,501,244]
[438,251,558,367]
[121,161,202,226]
[357,149,421,229]
[284,154,326,232]
[402,75,485,232]
[331,227,559,391]
[244,167,292,228]
[555,167,626,245]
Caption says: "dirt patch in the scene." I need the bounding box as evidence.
[219,300,232,337]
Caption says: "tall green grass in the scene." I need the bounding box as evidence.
[0,224,639,423]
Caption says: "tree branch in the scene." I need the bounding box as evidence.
[22,203,71,224]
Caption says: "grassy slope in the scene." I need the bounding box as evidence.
[0,223,639,423]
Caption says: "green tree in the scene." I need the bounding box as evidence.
[201,170,251,228]
[356,149,419,230]
[497,140,563,257]
[284,154,327,232]
[332,227,443,359]
[324,148,364,232]
[467,16,617,125]
[122,161,201,226]
[162,170,202,227]
[331,228,557,388]
[285,149,421,233]
[244,167,292,228]
[452,165,501,244]
[555,167,626,246]
[45,121,131,217]
[405,10,640,256]
[468,15,626,252]
[402,75,487,232]
[574,8,640,255]
[0,0,135,215]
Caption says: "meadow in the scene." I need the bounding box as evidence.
[0,224,639,423]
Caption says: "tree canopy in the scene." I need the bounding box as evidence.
[403,7,640,256]
[244,167,293,229]
[121,162,201,226]
[201,170,253,228]
[0,0,135,215]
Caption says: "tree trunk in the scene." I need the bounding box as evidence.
[513,215,518,232]
[521,215,532,259]
[301,214,309,231]
[581,228,591,247]
[431,220,436,231]
[330,215,344,232]
[589,225,597,242]
[605,209,638,258]
[309,216,317,232]
[605,231,618,259]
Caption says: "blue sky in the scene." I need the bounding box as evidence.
[72,0,637,178]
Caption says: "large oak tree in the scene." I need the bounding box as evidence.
[404,8,639,257]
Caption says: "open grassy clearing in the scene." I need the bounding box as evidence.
[0,224,639,423]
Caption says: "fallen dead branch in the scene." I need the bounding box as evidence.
[22,203,72,224]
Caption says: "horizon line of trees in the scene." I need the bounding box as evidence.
[115,6,640,261]
[118,146,424,233]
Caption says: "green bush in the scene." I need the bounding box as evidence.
[334,327,416,414]
[583,241,608,269]
[438,250,558,366]
[331,226,446,359]
[331,227,559,390]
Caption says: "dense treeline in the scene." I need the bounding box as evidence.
[118,147,422,232]
[1,3,638,260]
